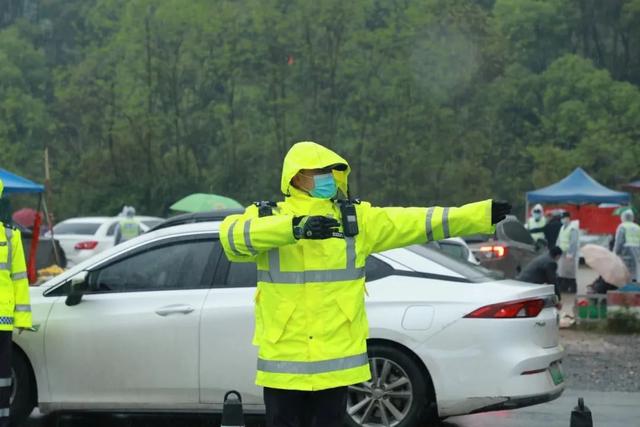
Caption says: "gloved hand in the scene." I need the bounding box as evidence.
[491,200,512,224]
[293,216,340,239]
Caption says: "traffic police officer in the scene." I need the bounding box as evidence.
[0,179,32,426]
[114,206,142,244]
[220,141,510,427]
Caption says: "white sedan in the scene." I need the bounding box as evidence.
[12,221,564,426]
[48,216,163,266]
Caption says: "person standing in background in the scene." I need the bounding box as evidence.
[556,212,579,293]
[526,204,547,247]
[614,209,640,282]
[114,206,142,245]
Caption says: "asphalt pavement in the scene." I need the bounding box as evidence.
[22,389,640,427]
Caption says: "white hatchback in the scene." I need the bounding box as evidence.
[12,221,564,426]
[48,216,164,266]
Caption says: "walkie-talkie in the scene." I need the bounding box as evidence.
[338,199,360,237]
[254,201,277,217]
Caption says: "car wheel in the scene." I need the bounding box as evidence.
[345,344,434,427]
[10,349,35,426]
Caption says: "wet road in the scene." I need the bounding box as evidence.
[22,388,640,427]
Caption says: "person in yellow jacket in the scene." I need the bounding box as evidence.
[220,141,510,427]
[0,179,32,426]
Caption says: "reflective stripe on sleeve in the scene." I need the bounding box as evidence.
[257,352,368,374]
[0,378,11,387]
[14,305,31,312]
[227,220,241,255]
[258,237,363,284]
[4,227,11,272]
[442,207,450,239]
[11,271,27,281]
[243,220,257,255]
[425,207,435,241]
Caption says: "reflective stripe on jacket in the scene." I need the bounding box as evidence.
[0,224,32,331]
[219,141,494,391]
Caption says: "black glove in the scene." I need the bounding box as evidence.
[293,216,340,239]
[491,200,512,224]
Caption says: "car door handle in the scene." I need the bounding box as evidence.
[155,304,195,316]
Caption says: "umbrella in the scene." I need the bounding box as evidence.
[612,206,638,216]
[12,208,38,228]
[580,244,630,286]
[170,193,243,213]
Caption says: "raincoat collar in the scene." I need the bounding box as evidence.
[281,141,350,197]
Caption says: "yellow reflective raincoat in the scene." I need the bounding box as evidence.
[220,141,493,391]
[0,180,32,331]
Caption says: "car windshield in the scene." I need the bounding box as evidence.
[53,222,101,235]
[407,244,504,282]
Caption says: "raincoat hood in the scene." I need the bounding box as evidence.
[281,141,351,197]
[532,204,543,213]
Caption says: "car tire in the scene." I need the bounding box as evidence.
[345,343,435,427]
[10,348,35,427]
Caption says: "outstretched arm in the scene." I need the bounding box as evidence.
[362,199,496,255]
[220,205,296,263]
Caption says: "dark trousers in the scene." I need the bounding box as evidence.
[558,277,577,293]
[264,386,347,427]
[0,331,11,427]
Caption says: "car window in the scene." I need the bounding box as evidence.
[106,221,118,236]
[226,262,257,287]
[87,239,219,292]
[407,244,502,282]
[365,256,393,281]
[53,222,101,235]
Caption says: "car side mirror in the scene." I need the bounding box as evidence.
[65,272,89,307]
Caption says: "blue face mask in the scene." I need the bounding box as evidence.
[309,173,337,199]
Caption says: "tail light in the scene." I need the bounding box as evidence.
[479,244,508,259]
[464,298,546,318]
[74,241,98,250]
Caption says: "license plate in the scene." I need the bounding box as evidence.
[549,362,564,385]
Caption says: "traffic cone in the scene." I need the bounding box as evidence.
[570,397,593,427]
[221,390,245,427]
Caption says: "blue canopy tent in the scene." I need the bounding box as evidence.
[0,168,44,194]
[525,168,631,225]
[527,167,630,205]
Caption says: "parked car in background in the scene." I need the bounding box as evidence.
[13,222,67,270]
[11,220,564,427]
[47,216,163,266]
[466,216,540,278]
